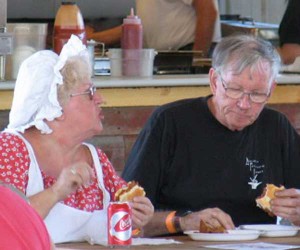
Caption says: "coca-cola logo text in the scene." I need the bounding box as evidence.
[119,215,131,231]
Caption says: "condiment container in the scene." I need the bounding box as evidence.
[121,8,143,50]
[108,48,156,77]
[121,8,143,76]
[53,1,86,54]
[6,23,47,79]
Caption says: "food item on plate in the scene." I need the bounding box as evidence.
[256,183,285,216]
[199,220,226,233]
[115,181,146,202]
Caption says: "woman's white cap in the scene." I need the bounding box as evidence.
[7,35,89,134]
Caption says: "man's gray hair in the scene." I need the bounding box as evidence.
[212,35,281,85]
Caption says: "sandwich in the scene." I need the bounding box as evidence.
[255,183,285,216]
[199,220,226,233]
[115,181,146,202]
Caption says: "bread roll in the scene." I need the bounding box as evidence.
[256,183,285,216]
[199,220,226,233]
[115,181,146,202]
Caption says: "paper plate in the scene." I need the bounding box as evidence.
[239,224,299,237]
[184,229,260,241]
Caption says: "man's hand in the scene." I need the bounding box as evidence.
[180,207,235,231]
[271,188,300,225]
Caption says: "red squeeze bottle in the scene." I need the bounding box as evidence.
[53,2,87,54]
[121,8,143,49]
[121,8,143,76]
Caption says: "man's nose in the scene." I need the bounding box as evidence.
[237,93,252,109]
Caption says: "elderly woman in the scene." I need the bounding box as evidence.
[0,36,153,243]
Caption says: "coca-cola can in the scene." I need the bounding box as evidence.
[108,202,132,246]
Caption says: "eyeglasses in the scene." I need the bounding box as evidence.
[70,86,97,101]
[219,77,270,104]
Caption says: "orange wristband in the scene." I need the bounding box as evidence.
[165,211,177,234]
[132,228,141,236]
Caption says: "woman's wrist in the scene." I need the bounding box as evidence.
[49,185,63,202]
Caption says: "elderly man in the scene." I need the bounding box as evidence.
[122,35,300,236]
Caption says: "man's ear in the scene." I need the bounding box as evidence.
[209,68,218,95]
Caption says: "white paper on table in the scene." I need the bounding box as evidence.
[87,237,182,246]
[205,242,300,250]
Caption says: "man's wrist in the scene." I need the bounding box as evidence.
[174,210,193,232]
[165,210,193,234]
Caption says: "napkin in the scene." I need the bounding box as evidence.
[205,242,300,250]
[87,237,182,246]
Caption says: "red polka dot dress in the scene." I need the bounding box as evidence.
[0,132,127,211]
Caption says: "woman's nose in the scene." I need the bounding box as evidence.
[94,90,105,104]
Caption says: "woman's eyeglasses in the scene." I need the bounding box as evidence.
[70,86,97,100]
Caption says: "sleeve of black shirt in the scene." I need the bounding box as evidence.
[122,108,172,207]
[279,0,300,46]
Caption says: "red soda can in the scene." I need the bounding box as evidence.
[108,202,132,246]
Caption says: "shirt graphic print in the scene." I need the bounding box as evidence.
[246,157,264,189]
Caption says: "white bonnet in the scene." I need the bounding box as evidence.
[7,35,89,134]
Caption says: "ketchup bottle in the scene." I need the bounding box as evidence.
[53,1,87,54]
[121,8,143,76]
[121,8,143,50]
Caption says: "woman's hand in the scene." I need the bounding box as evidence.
[51,162,94,201]
[271,188,300,225]
[180,207,235,231]
[130,196,154,229]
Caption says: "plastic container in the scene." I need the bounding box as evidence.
[108,49,156,77]
[121,8,143,50]
[6,23,48,80]
[121,8,143,76]
[53,1,86,54]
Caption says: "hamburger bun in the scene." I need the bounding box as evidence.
[115,181,146,202]
[199,220,226,233]
[256,183,285,216]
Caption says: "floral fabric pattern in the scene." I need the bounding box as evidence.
[0,132,126,211]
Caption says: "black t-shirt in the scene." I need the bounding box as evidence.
[122,96,300,226]
[279,0,300,46]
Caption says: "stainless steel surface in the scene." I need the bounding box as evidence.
[0,55,5,81]
[5,23,47,80]
[0,0,6,80]
[154,50,211,75]
[94,57,110,76]
[88,41,105,77]
[221,19,279,46]
[0,0,13,81]
[0,0,7,28]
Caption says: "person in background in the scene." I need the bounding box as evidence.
[86,0,221,57]
[0,35,153,244]
[0,183,55,250]
[122,34,300,236]
[277,0,300,65]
